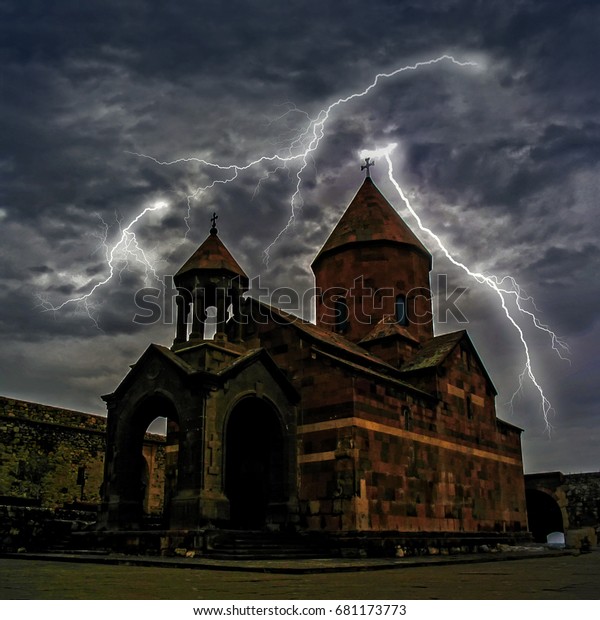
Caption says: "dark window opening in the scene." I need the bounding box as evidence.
[76,466,86,486]
[461,347,470,370]
[334,296,349,333]
[403,406,412,431]
[395,294,408,326]
[466,395,473,420]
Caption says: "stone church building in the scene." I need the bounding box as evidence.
[100,172,528,542]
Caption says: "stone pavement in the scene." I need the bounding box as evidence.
[1,549,599,599]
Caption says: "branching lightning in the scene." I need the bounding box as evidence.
[359,143,568,431]
[127,54,478,257]
[38,201,167,326]
[43,53,567,426]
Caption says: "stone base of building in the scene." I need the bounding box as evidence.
[0,502,540,558]
[0,504,97,553]
[40,527,534,559]
[327,530,533,558]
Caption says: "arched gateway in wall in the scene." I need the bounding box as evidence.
[525,488,565,542]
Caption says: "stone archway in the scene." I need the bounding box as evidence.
[110,393,180,529]
[526,488,564,542]
[224,397,286,529]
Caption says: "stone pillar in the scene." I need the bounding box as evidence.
[173,295,189,345]
[215,284,228,336]
[189,286,205,340]
[168,399,208,529]
[230,288,244,343]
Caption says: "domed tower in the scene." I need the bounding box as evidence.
[172,214,249,348]
[311,170,433,345]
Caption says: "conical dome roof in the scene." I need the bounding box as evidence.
[312,177,431,266]
[175,230,248,282]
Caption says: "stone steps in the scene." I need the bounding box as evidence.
[206,531,334,560]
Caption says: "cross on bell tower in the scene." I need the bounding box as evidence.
[210,212,219,235]
[361,157,374,178]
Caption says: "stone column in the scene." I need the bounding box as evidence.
[215,283,228,336]
[230,287,244,342]
[189,286,206,340]
[173,295,189,345]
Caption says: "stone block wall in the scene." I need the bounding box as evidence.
[0,504,97,552]
[564,473,600,531]
[525,471,600,547]
[294,349,526,533]
[0,396,165,514]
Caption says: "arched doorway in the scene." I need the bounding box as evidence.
[224,397,286,529]
[115,394,180,529]
[526,489,564,542]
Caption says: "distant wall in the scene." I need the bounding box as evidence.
[564,473,600,530]
[525,471,600,547]
[0,396,165,513]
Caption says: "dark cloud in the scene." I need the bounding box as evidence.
[1,0,599,473]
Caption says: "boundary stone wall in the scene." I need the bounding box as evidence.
[0,396,165,512]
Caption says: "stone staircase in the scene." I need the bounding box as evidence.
[205,530,335,560]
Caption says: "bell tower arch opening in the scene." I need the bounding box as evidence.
[172,215,249,349]
[224,397,286,529]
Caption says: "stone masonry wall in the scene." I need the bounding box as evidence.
[0,396,165,513]
[564,473,600,530]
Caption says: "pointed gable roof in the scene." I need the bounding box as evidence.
[359,315,420,345]
[175,231,248,281]
[312,177,431,266]
[400,330,497,395]
[400,330,466,371]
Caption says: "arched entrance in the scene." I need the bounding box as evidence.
[224,397,286,529]
[114,394,180,529]
[526,489,564,542]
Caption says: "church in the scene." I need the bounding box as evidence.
[99,166,528,547]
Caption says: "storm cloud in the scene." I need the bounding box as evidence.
[1,0,598,472]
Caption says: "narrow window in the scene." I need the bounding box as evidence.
[76,466,87,486]
[334,296,349,333]
[466,395,473,420]
[395,294,408,326]
[461,347,470,370]
[402,406,412,431]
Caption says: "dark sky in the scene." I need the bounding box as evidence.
[1,0,598,474]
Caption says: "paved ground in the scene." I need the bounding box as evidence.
[0,551,599,599]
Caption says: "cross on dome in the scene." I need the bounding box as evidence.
[361,157,374,178]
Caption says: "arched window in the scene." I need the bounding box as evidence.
[395,294,408,326]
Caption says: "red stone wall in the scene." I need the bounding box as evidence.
[275,335,524,532]
[361,336,419,369]
[313,243,433,344]
[251,315,527,534]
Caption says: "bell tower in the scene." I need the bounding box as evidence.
[311,166,433,345]
[172,213,249,348]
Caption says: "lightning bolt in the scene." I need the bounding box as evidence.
[38,201,167,327]
[127,54,478,259]
[44,53,565,427]
[360,143,567,431]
